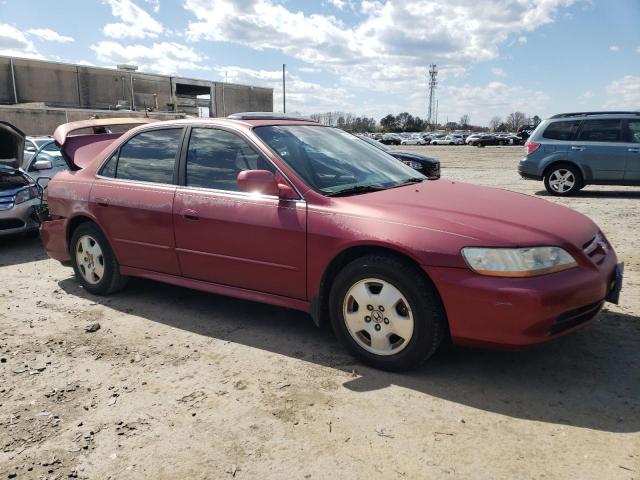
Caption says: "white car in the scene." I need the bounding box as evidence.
[431,135,462,145]
[400,136,427,145]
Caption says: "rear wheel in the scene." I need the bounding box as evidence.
[329,255,446,371]
[544,164,583,196]
[70,222,128,295]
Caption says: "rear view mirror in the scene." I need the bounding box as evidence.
[237,170,279,196]
[33,159,53,170]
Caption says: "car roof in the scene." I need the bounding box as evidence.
[548,111,640,121]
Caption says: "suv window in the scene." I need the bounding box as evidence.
[542,120,580,141]
[104,128,182,184]
[626,120,640,143]
[577,119,622,142]
[186,128,275,191]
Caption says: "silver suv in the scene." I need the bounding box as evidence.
[518,111,640,195]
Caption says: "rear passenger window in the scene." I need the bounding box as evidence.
[100,151,118,178]
[577,120,622,142]
[626,120,640,143]
[115,129,182,183]
[186,128,275,191]
[542,121,580,141]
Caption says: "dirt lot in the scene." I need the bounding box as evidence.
[1,145,638,479]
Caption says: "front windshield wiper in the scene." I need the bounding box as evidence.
[388,177,425,189]
[326,184,387,197]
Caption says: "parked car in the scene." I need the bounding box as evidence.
[22,140,67,188]
[430,135,461,145]
[519,111,640,195]
[0,164,42,236]
[468,134,499,147]
[24,136,55,164]
[380,133,401,145]
[41,114,623,371]
[400,135,427,145]
[358,135,440,179]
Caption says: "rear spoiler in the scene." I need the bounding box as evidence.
[53,118,158,170]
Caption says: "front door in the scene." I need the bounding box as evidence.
[624,119,640,181]
[569,119,627,181]
[173,127,307,300]
[90,127,184,275]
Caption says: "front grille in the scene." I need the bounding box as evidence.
[582,232,608,265]
[549,300,603,335]
[0,218,25,230]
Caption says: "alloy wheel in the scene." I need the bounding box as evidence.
[548,169,575,193]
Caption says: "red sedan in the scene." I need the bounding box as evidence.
[41,114,623,371]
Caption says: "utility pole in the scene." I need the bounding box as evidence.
[282,64,286,113]
[427,64,438,130]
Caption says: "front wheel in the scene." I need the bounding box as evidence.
[329,255,446,371]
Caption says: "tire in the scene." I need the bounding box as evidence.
[329,254,446,371]
[543,163,583,196]
[70,222,128,295]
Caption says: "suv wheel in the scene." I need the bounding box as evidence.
[70,222,128,295]
[544,164,583,196]
[329,255,446,371]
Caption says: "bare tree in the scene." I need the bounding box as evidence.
[489,116,502,131]
[459,114,470,128]
[505,112,528,131]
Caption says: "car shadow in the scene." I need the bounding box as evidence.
[0,233,47,267]
[535,189,640,199]
[58,275,640,434]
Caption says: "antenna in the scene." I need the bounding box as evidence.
[427,64,438,130]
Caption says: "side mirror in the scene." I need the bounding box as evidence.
[33,159,53,170]
[237,170,280,196]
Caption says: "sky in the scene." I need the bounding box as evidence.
[0,0,639,126]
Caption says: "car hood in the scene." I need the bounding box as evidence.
[338,179,597,250]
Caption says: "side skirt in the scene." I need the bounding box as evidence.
[119,266,311,314]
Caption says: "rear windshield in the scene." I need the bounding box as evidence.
[542,120,580,141]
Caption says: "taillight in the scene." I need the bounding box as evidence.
[525,142,541,155]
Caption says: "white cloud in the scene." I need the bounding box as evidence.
[27,28,75,43]
[605,75,640,109]
[580,90,594,99]
[103,0,163,39]
[517,35,528,44]
[491,67,506,77]
[609,45,620,52]
[215,65,354,114]
[90,41,207,74]
[299,67,322,73]
[184,0,573,98]
[0,23,41,58]
[637,46,640,54]
[327,0,346,9]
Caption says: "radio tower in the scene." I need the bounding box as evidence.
[427,64,438,129]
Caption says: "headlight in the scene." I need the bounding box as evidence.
[14,186,39,204]
[461,246,577,277]
[402,160,423,170]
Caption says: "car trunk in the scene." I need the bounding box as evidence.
[0,122,25,169]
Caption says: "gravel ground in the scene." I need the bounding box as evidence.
[1,145,638,479]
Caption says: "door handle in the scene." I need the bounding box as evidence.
[95,197,109,207]
[571,146,586,151]
[628,148,640,153]
[183,209,199,220]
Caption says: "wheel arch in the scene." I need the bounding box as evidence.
[542,160,589,183]
[310,244,442,329]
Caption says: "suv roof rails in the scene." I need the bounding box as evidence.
[550,111,640,119]
[227,112,318,122]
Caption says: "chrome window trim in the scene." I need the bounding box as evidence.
[176,184,306,205]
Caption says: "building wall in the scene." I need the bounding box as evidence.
[0,56,273,118]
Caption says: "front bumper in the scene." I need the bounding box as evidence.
[0,198,40,236]
[424,250,620,348]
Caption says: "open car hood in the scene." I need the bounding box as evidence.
[53,118,158,170]
[0,121,25,169]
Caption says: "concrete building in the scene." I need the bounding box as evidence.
[0,56,273,135]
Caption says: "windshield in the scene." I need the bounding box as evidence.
[359,135,389,152]
[254,125,424,196]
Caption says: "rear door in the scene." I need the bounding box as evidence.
[90,127,184,275]
[173,126,307,299]
[569,119,627,181]
[623,119,640,181]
